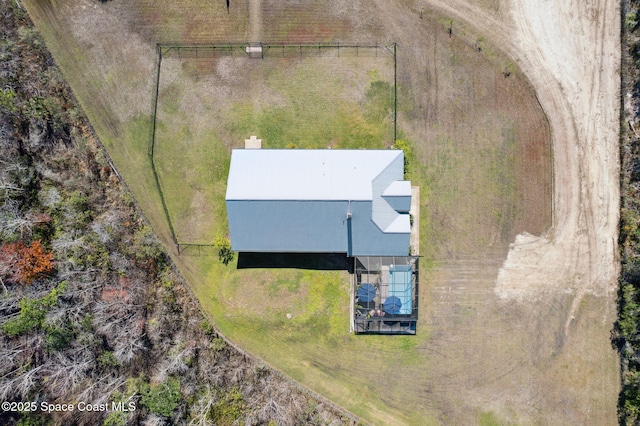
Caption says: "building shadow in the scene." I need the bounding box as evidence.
[237,252,352,272]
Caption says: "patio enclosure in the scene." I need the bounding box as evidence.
[352,256,419,335]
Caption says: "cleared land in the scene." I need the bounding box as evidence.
[22,0,619,424]
[154,46,395,244]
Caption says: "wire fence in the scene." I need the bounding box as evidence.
[149,44,180,252]
[176,243,215,256]
[159,43,395,60]
[150,42,397,255]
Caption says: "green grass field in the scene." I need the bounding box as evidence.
[151,47,441,423]
[22,0,565,424]
[154,47,395,243]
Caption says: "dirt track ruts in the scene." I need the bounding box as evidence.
[417,0,620,316]
[375,0,620,422]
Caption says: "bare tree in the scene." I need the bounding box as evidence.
[41,351,93,395]
[0,364,45,400]
[188,384,217,426]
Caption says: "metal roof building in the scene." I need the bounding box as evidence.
[225,149,412,256]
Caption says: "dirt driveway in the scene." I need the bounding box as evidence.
[421,0,620,422]
[371,0,619,422]
[417,0,620,304]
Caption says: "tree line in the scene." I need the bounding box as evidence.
[0,1,354,425]
[614,0,640,424]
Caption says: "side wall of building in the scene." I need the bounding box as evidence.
[227,199,410,256]
[227,200,349,252]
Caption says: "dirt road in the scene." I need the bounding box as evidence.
[374,0,620,422]
[425,0,620,422]
[500,0,620,318]
[248,0,262,42]
[423,0,620,304]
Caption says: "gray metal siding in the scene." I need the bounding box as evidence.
[227,200,349,252]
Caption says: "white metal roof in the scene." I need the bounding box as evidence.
[382,180,412,197]
[226,149,404,201]
[383,214,411,233]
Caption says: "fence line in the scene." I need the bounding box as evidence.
[176,243,215,256]
[159,42,396,59]
[149,44,179,250]
[151,42,397,253]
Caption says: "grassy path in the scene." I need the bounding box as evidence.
[249,0,262,42]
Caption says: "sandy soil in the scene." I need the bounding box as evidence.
[416,0,621,422]
[422,0,620,315]
[499,0,620,329]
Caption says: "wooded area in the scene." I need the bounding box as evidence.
[615,0,640,423]
[0,2,352,424]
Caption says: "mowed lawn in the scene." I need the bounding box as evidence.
[152,49,435,423]
[154,48,395,243]
[22,0,562,424]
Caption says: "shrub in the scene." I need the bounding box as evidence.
[102,411,127,426]
[214,235,234,266]
[132,225,165,264]
[209,337,227,352]
[199,319,215,336]
[3,281,67,337]
[16,413,48,426]
[392,140,412,178]
[140,377,181,417]
[0,239,55,285]
[106,380,138,426]
[211,387,244,425]
[0,88,18,114]
[98,351,121,368]
[45,323,72,351]
[627,11,639,30]
[80,313,94,331]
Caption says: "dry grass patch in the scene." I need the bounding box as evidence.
[153,49,395,243]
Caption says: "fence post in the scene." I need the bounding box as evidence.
[393,42,397,142]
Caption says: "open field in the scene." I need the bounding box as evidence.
[21,0,619,424]
[154,45,395,243]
